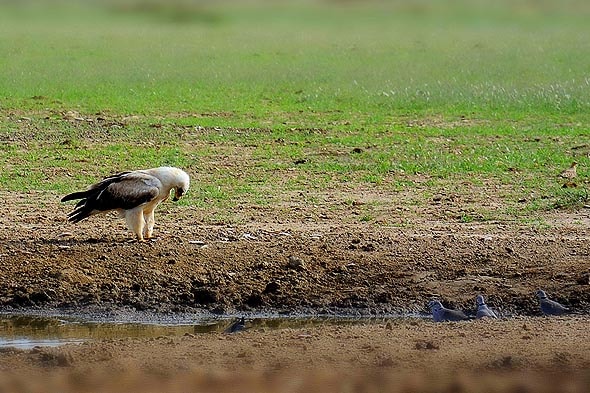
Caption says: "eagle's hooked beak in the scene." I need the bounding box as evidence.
[173,187,184,202]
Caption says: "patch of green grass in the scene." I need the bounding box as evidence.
[359,215,374,223]
[549,188,590,211]
[2,116,588,222]
[459,214,474,223]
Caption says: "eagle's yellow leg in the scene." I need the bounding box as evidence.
[143,208,156,239]
[125,208,146,242]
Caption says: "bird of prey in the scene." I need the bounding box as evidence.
[536,290,569,316]
[559,162,578,179]
[428,300,470,322]
[475,295,498,319]
[61,166,190,241]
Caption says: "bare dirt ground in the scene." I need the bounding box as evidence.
[0,191,589,392]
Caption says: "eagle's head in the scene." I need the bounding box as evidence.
[171,169,190,202]
[148,166,191,202]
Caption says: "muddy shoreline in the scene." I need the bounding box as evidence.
[1,211,589,317]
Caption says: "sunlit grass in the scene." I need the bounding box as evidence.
[0,0,589,223]
[0,1,589,120]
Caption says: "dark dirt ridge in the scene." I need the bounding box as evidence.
[1,195,589,319]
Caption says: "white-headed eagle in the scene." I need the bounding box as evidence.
[61,167,190,241]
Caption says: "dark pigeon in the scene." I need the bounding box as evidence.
[429,300,470,322]
[536,290,569,316]
[224,317,246,333]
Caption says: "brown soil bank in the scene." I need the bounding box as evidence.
[1,193,588,316]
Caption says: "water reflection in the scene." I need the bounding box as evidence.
[0,338,86,350]
[0,315,223,344]
[0,314,404,348]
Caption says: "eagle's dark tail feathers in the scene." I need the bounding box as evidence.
[61,191,90,203]
[66,203,93,223]
[61,171,131,223]
[61,191,96,223]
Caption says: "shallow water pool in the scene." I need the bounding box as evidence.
[0,313,419,349]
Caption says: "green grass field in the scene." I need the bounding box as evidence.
[1,0,589,223]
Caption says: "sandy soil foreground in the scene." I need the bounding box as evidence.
[0,318,589,392]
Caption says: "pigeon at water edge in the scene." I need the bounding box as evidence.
[428,300,471,322]
[536,290,570,316]
[224,317,246,333]
[475,295,498,319]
